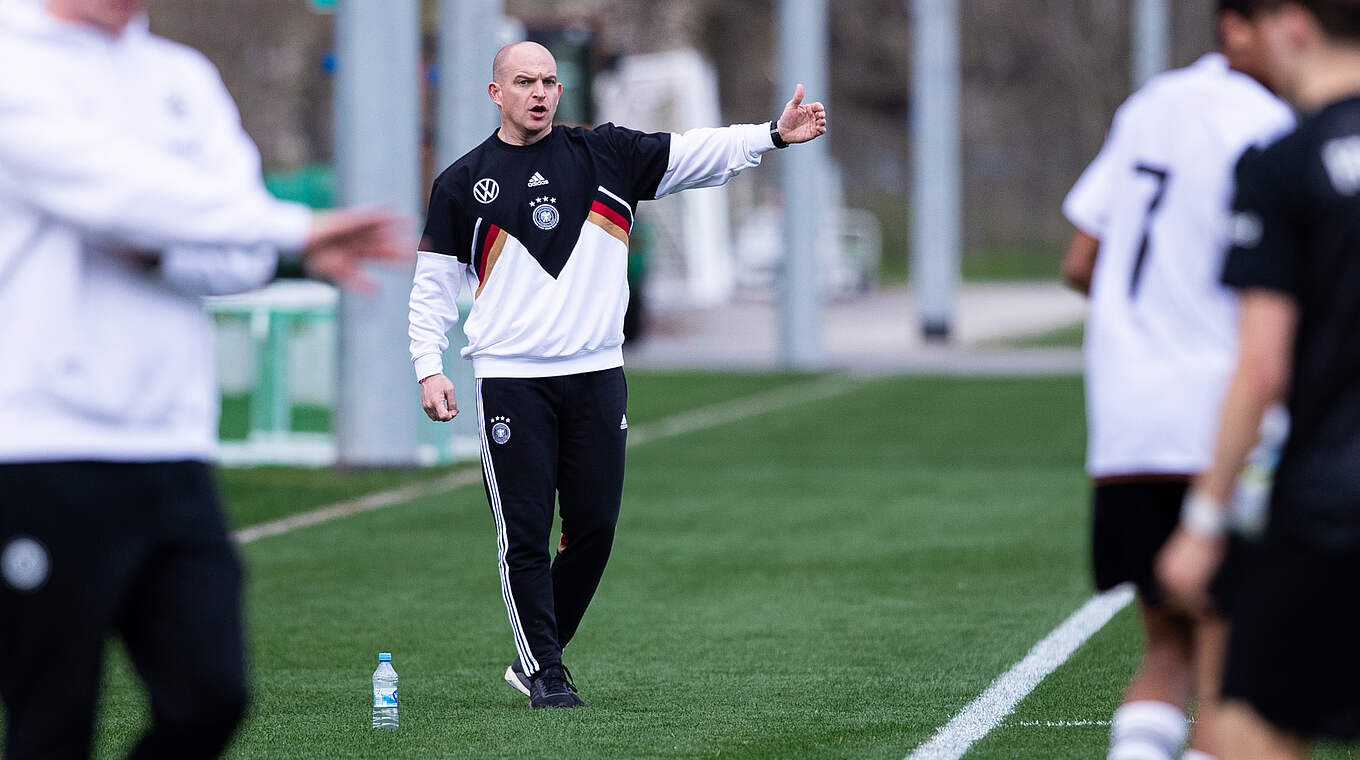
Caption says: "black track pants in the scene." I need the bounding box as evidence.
[0,461,247,760]
[475,367,627,677]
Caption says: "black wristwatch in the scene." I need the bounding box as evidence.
[770,120,788,149]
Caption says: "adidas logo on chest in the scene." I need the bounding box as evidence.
[527,172,549,187]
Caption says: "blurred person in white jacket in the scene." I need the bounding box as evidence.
[0,1,409,758]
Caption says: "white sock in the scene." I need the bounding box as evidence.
[1108,701,1188,760]
[1182,751,1217,760]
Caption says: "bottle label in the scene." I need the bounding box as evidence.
[373,687,398,707]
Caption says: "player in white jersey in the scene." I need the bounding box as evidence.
[1061,3,1294,758]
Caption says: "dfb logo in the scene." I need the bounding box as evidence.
[490,416,512,444]
[529,197,559,231]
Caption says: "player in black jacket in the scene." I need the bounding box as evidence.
[1158,1,1360,756]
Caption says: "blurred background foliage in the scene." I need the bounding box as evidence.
[150,0,1218,279]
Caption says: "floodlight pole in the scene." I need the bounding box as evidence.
[1133,0,1171,88]
[334,0,424,467]
[777,0,828,369]
[429,0,503,460]
[911,0,961,342]
[439,0,503,164]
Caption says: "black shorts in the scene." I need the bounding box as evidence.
[1091,481,1187,605]
[1209,532,1263,616]
[0,461,247,758]
[1222,534,1360,741]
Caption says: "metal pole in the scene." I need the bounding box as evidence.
[911,0,960,342]
[777,0,827,369]
[431,0,503,463]
[438,0,503,166]
[1132,0,1171,89]
[334,0,423,467]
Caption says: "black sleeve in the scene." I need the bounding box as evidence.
[598,122,672,203]
[1222,146,1300,297]
[420,179,472,263]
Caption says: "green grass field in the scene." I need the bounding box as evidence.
[1005,321,1084,350]
[11,371,1343,758]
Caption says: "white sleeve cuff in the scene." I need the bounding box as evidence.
[750,121,778,154]
[160,245,278,296]
[413,353,444,383]
[260,201,314,252]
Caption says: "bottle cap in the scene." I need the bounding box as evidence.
[378,652,392,662]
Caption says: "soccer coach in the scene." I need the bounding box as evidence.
[409,41,826,708]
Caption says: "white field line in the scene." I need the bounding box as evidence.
[231,470,482,543]
[905,586,1135,760]
[1013,718,1194,728]
[234,374,860,544]
[623,374,858,447]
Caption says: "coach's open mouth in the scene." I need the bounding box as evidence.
[530,105,548,118]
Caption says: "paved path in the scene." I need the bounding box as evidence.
[625,283,1086,374]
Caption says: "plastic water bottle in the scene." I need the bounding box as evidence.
[372,652,398,729]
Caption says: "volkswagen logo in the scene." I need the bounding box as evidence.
[473,178,500,204]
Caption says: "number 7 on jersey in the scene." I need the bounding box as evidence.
[1129,163,1170,298]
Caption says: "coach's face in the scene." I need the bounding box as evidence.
[489,42,562,146]
[46,0,146,35]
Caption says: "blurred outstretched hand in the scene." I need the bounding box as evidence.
[303,208,414,294]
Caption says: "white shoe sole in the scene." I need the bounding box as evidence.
[504,665,531,696]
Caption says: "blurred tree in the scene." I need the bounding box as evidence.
[149,0,334,172]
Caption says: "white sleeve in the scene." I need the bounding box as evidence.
[0,53,312,252]
[159,246,279,296]
[1063,109,1128,239]
[409,251,467,381]
[653,122,778,198]
[150,55,286,296]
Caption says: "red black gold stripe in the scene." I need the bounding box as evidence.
[476,224,507,298]
[587,189,632,246]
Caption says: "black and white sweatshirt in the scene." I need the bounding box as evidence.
[408,122,777,379]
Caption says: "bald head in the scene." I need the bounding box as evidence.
[487,40,562,146]
[492,41,556,84]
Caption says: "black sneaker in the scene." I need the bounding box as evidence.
[503,657,531,697]
[529,664,584,708]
